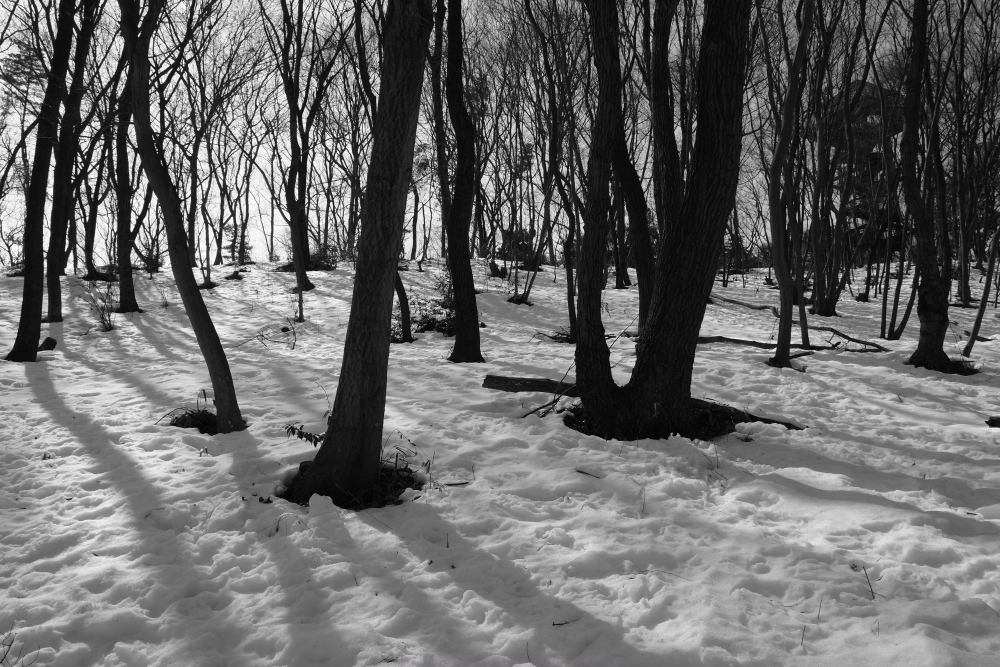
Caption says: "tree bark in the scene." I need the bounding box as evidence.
[962,227,998,357]
[430,0,451,251]
[574,0,752,439]
[118,0,245,432]
[284,0,433,507]
[443,0,483,362]
[46,0,99,322]
[764,0,814,368]
[394,271,414,344]
[6,0,76,361]
[115,77,141,313]
[901,0,950,371]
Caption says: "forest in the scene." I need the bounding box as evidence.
[2,0,1000,664]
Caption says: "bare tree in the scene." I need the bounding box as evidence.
[259,0,352,299]
[6,0,76,362]
[573,0,754,438]
[442,0,484,362]
[118,0,245,432]
[284,0,433,507]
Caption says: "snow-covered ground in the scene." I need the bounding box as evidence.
[2,261,999,666]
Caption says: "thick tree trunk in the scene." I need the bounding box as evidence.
[574,0,752,439]
[443,0,483,363]
[6,0,76,362]
[284,0,433,507]
[901,0,950,371]
[119,0,244,432]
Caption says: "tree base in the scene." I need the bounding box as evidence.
[905,351,978,376]
[281,459,422,510]
[562,398,801,442]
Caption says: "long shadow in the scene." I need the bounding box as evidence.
[52,325,182,413]
[129,312,195,365]
[714,437,1000,535]
[812,349,1000,391]
[755,472,1000,539]
[358,501,675,666]
[802,357,992,426]
[23,362,260,662]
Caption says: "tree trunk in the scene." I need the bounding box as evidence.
[574,0,752,439]
[119,0,245,432]
[6,0,76,362]
[962,227,998,357]
[394,271,414,343]
[430,0,452,252]
[115,77,141,313]
[764,0,813,368]
[284,0,433,507]
[901,0,950,371]
[46,0,99,322]
[443,0,483,363]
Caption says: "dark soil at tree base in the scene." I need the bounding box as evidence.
[562,399,802,442]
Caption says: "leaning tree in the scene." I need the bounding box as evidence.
[118,0,246,433]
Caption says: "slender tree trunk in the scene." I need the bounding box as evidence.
[119,0,245,432]
[46,0,99,322]
[410,180,419,260]
[764,0,814,368]
[6,0,76,361]
[394,271,414,343]
[284,0,433,507]
[430,0,452,256]
[443,0,483,362]
[962,228,998,357]
[116,77,141,313]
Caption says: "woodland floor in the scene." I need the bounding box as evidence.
[2,261,1000,666]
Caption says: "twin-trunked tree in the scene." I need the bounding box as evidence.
[573,0,754,439]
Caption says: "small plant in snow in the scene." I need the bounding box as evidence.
[1,624,39,667]
[80,279,117,331]
[284,423,324,446]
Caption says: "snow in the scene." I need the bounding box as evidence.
[2,263,999,666]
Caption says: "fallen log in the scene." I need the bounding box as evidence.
[710,294,772,311]
[482,375,802,430]
[809,326,889,352]
[482,375,579,397]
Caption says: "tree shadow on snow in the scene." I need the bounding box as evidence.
[22,363,254,662]
[357,500,678,667]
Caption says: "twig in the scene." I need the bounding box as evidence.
[863,566,876,600]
